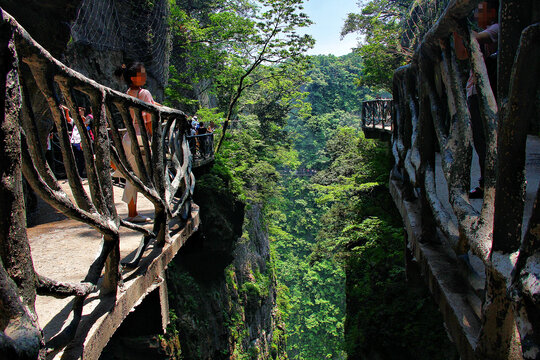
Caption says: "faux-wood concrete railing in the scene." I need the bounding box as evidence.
[0,8,199,358]
[389,0,539,359]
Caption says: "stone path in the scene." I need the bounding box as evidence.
[27,180,199,359]
[433,134,540,315]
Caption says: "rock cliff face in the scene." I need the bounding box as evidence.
[165,173,286,359]
[0,0,82,59]
[65,0,171,101]
[0,0,83,214]
[0,0,170,101]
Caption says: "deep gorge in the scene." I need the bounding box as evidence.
[3,1,460,359]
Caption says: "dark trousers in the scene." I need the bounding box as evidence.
[468,94,485,187]
[72,144,86,178]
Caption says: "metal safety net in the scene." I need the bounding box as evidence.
[401,0,453,57]
[70,0,170,88]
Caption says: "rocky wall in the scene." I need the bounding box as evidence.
[65,0,171,101]
[164,172,286,359]
[0,0,82,59]
[1,0,170,101]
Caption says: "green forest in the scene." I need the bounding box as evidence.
[164,0,457,358]
[2,0,539,358]
[207,54,456,359]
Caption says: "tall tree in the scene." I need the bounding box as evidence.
[213,0,314,152]
[167,0,314,151]
[341,0,413,90]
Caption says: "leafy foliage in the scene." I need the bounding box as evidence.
[344,217,458,359]
[341,0,413,90]
[269,174,345,359]
[166,0,314,152]
[270,52,457,359]
[306,128,457,360]
[305,53,369,116]
[163,0,458,354]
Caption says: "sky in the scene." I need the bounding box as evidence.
[301,0,362,56]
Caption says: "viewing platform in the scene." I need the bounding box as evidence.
[360,99,392,140]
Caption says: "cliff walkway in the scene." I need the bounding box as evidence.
[362,1,540,359]
[0,8,213,359]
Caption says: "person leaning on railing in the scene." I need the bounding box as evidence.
[114,62,161,223]
[466,0,499,199]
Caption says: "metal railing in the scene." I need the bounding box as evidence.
[361,99,393,132]
[0,8,196,355]
[187,132,215,162]
[390,0,540,358]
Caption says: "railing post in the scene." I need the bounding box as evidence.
[492,1,537,254]
[102,235,121,294]
[0,21,43,356]
[417,71,437,244]
[485,19,540,360]
[0,21,37,310]
[151,111,169,245]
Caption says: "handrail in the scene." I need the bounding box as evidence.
[0,8,196,354]
[186,132,215,161]
[390,0,540,358]
[361,99,393,132]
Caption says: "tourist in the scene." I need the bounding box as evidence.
[467,0,499,199]
[115,62,158,223]
[190,116,197,136]
[59,105,93,178]
[196,122,207,135]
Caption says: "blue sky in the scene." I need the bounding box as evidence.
[301,0,362,56]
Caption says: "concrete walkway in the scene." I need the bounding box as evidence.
[27,180,199,359]
[390,135,540,357]
[435,135,540,236]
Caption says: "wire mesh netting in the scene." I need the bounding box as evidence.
[70,0,170,87]
[401,0,452,55]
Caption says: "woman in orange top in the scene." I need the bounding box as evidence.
[115,62,157,223]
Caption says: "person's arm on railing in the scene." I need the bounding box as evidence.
[59,104,72,125]
[474,23,499,45]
